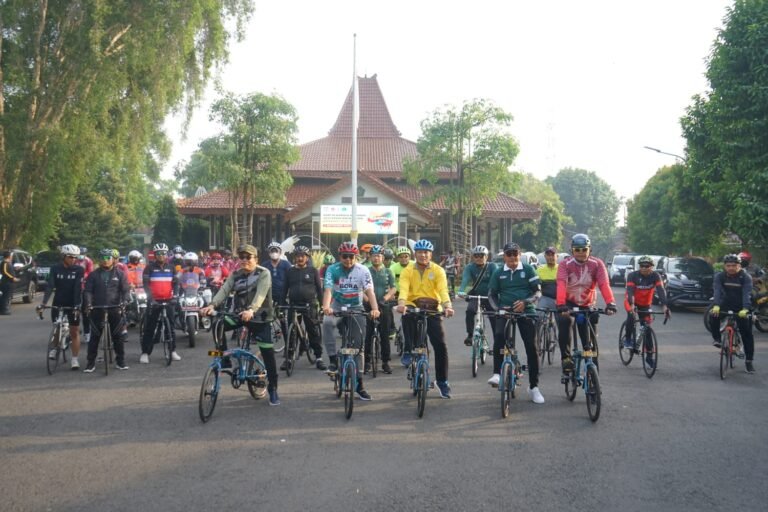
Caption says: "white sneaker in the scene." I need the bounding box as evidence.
[139,353,150,364]
[528,386,545,404]
[171,351,182,361]
[48,349,57,360]
[487,373,500,387]
[71,357,80,370]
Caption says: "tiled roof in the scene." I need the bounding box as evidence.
[328,75,401,138]
[177,181,334,215]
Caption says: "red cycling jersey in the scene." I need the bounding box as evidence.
[624,270,666,311]
[556,255,615,307]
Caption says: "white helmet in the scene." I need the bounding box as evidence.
[60,244,80,257]
[472,245,489,256]
[153,243,169,252]
[267,241,282,252]
[128,250,142,263]
[183,252,199,266]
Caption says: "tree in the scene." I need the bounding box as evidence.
[0,1,254,248]
[153,195,182,247]
[404,99,520,251]
[546,168,621,258]
[626,165,684,254]
[507,173,570,251]
[55,188,132,252]
[681,0,768,248]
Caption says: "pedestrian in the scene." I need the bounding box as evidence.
[1,250,20,315]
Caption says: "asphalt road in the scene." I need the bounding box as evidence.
[1,289,767,512]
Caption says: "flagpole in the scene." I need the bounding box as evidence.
[350,33,359,246]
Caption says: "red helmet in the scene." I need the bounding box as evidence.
[210,252,221,259]
[338,242,359,255]
[738,251,751,264]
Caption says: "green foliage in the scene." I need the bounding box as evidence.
[153,195,183,247]
[0,1,254,248]
[182,218,209,252]
[546,168,620,258]
[508,173,570,251]
[55,188,132,253]
[680,0,768,247]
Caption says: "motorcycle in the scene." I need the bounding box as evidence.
[176,280,206,348]
[127,287,148,337]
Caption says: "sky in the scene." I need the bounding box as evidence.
[164,0,733,202]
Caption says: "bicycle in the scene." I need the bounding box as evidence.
[325,307,367,419]
[393,324,404,356]
[403,307,444,418]
[148,300,175,366]
[198,318,268,422]
[618,308,669,379]
[89,304,125,376]
[466,295,491,378]
[486,308,530,418]
[367,315,382,378]
[39,305,77,375]
[535,308,558,366]
[271,309,286,354]
[717,310,750,380]
[561,307,607,422]
[278,304,317,376]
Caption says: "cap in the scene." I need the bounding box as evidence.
[503,242,521,252]
[237,244,258,256]
[544,246,556,254]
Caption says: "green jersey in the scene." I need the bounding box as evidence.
[488,262,540,313]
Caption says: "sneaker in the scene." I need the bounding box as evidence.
[712,339,722,349]
[645,354,655,367]
[356,387,372,401]
[280,360,288,371]
[139,353,149,364]
[562,358,574,375]
[464,336,472,347]
[115,362,129,370]
[48,349,57,360]
[382,362,392,374]
[746,361,756,374]
[487,373,500,387]
[528,387,545,404]
[436,380,452,399]
[400,353,412,367]
[268,389,281,406]
[622,338,634,349]
[71,357,80,370]
[83,363,96,373]
[315,359,328,371]
[96,355,103,363]
[364,362,372,374]
[171,351,181,361]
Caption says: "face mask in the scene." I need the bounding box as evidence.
[270,252,280,261]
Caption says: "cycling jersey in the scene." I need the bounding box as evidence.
[398,262,451,309]
[261,258,292,304]
[488,262,540,313]
[284,265,322,304]
[713,270,752,310]
[625,270,666,309]
[556,256,615,307]
[84,266,130,308]
[42,263,84,307]
[204,264,229,286]
[324,262,373,307]
[389,261,411,292]
[368,264,396,302]
[125,263,145,288]
[537,264,558,299]
[143,261,178,301]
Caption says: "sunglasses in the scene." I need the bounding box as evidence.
[340,254,355,260]
[504,250,519,257]
[473,253,485,258]
[640,264,653,268]
[100,256,113,261]
[239,254,253,260]
[573,247,589,253]
[155,251,167,256]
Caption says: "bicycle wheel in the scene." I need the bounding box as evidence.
[198,366,220,422]
[46,325,62,375]
[585,364,601,422]
[395,327,404,356]
[618,321,634,366]
[246,359,266,400]
[162,316,173,366]
[343,363,355,419]
[335,360,343,398]
[284,325,298,376]
[501,362,513,418]
[642,327,658,379]
[304,331,317,364]
[371,333,380,378]
[564,371,578,401]
[719,329,730,380]
[271,319,285,354]
[728,327,736,369]
[101,328,111,376]
[471,340,479,378]
[480,333,488,365]
[416,362,428,418]
[546,322,557,365]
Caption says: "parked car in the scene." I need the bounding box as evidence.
[492,251,540,268]
[656,256,714,308]
[34,250,61,292]
[7,249,38,303]
[607,253,638,286]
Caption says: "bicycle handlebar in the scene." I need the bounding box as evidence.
[403,306,445,316]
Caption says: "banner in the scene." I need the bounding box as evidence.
[320,205,398,234]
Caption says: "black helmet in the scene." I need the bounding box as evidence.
[571,233,591,248]
[293,245,310,256]
[723,254,740,264]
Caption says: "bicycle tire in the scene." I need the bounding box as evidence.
[719,328,730,380]
[371,333,380,378]
[46,325,62,375]
[162,316,173,366]
[564,371,578,401]
[729,327,736,369]
[618,321,634,366]
[285,324,299,376]
[395,327,404,356]
[304,326,317,364]
[480,335,488,365]
[501,362,513,418]
[246,359,267,400]
[138,309,146,339]
[416,362,427,418]
[642,326,658,379]
[211,317,225,350]
[585,364,601,422]
[537,321,546,367]
[546,322,557,365]
[198,366,219,422]
[335,362,343,398]
[101,325,111,376]
[271,319,285,354]
[471,342,478,378]
[343,362,355,419]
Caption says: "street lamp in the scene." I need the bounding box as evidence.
[643,146,687,163]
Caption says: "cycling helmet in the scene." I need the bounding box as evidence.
[60,244,80,257]
[128,250,142,263]
[172,245,184,254]
[637,255,654,266]
[267,241,282,252]
[413,239,434,252]
[223,249,232,256]
[338,242,359,255]
[112,249,120,259]
[472,245,489,256]
[323,254,335,265]
[723,254,740,264]
[293,245,310,256]
[98,248,114,259]
[153,243,169,253]
[79,246,88,254]
[571,233,591,248]
[382,248,394,259]
[183,252,198,266]
[210,252,221,259]
[738,251,752,265]
[369,245,384,255]
[396,246,411,257]
[360,243,374,253]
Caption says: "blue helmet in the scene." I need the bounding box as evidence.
[369,245,384,255]
[413,239,434,252]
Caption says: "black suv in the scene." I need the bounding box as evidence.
[656,256,714,308]
[34,250,61,292]
[6,249,39,303]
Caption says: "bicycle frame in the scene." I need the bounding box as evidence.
[719,311,749,380]
[41,305,75,375]
[329,306,366,419]
[563,307,606,422]
[198,346,268,423]
[487,309,528,418]
[403,307,444,418]
[89,304,124,375]
[467,295,490,378]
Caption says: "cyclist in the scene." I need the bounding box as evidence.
[457,245,498,347]
[263,241,292,344]
[177,252,206,316]
[391,246,412,294]
[738,251,765,282]
[319,253,335,280]
[171,245,185,272]
[440,250,458,298]
[382,248,395,269]
[537,247,559,313]
[38,245,84,369]
[113,249,128,273]
[623,255,669,364]
[710,254,755,373]
[322,242,380,401]
[364,245,397,374]
[555,233,617,375]
[125,251,145,288]
[83,248,131,372]
[486,242,544,403]
[141,243,181,364]
[281,245,327,371]
[359,243,374,267]
[75,247,94,342]
[396,239,455,399]
[204,252,230,294]
[201,244,281,405]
